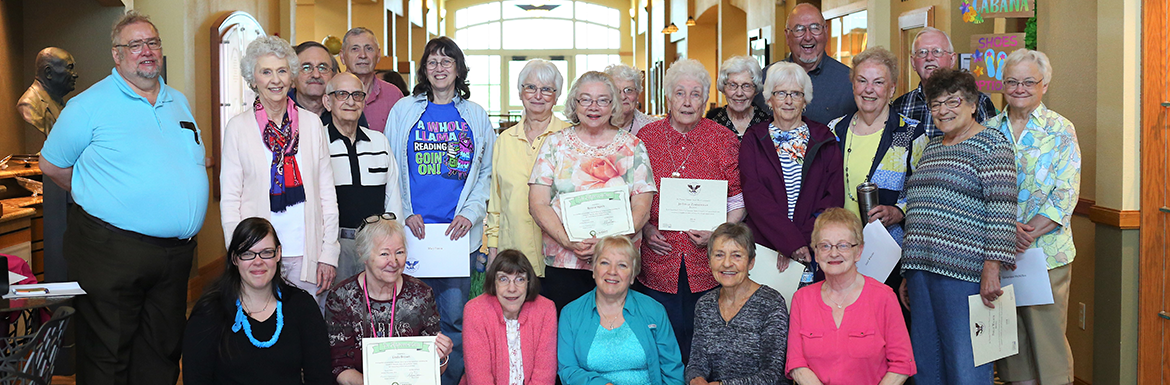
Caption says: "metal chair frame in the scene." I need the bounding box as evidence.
[0,306,74,385]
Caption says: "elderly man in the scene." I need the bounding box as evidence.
[292,41,370,128]
[39,11,207,384]
[891,27,998,137]
[754,3,856,124]
[340,27,404,133]
[324,72,403,283]
[18,47,77,137]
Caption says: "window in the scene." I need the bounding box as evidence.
[826,9,868,67]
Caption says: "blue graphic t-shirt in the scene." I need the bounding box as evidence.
[408,102,474,223]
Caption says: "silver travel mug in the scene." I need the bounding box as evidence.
[857,182,879,224]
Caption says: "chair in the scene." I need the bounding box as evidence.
[0,307,74,385]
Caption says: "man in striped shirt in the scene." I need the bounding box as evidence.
[324,73,404,283]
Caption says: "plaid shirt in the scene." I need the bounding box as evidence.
[890,85,998,137]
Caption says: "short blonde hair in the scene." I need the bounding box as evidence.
[591,236,641,276]
[851,46,900,86]
[1004,49,1053,86]
[563,71,621,126]
[811,207,864,247]
[355,218,406,265]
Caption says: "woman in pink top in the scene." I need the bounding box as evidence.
[786,208,916,384]
[462,250,558,385]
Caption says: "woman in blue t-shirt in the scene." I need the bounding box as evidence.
[382,36,496,385]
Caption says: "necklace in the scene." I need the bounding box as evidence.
[232,288,284,348]
[825,276,862,309]
[667,123,694,178]
[601,310,622,329]
[363,273,398,338]
[242,295,272,314]
[844,116,878,202]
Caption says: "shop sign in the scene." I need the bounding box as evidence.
[969,33,1026,94]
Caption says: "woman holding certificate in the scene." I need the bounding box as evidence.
[558,236,685,384]
[529,71,657,313]
[739,62,844,277]
[325,214,454,385]
[183,218,331,384]
[635,58,744,362]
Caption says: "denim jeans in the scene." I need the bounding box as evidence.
[421,250,479,385]
[904,269,994,385]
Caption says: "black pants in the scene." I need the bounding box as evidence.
[541,266,597,315]
[66,206,194,385]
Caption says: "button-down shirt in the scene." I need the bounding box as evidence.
[987,103,1081,269]
[636,118,743,293]
[484,116,569,276]
[42,68,208,239]
[890,85,998,137]
[361,77,405,133]
[326,123,403,228]
[755,54,857,125]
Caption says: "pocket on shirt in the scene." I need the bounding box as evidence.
[368,167,389,173]
[798,330,828,358]
[846,329,885,359]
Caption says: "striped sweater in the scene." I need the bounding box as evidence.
[901,128,1018,282]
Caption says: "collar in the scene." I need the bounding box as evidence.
[110,67,172,105]
[1003,102,1052,132]
[507,115,568,141]
[366,77,388,102]
[327,122,371,143]
[586,288,634,316]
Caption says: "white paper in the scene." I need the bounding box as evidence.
[968,284,1019,366]
[747,244,805,312]
[8,271,27,285]
[856,222,902,283]
[657,178,728,232]
[1000,248,1054,307]
[362,336,440,385]
[4,282,87,299]
[404,224,471,278]
[559,185,636,241]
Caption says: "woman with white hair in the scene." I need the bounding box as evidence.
[220,35,340,306]
[740,62,844,280]
[635,58,744,362]
[605,64,658,134]
[528,71,657,313]
[486,59,568,277]
[706,56,771,138]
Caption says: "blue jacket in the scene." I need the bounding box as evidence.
[558,288,685,385]
[383,94,496,251]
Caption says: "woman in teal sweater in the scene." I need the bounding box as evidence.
[558,236,685,385]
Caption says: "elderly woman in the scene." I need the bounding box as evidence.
[786,208,915,384]
[900,68,1017,385]
[184,218,331,384]
[221,36,339,306]
[325,214,455,385]
[605,64,658,134]
[485,59,568,276]
[636,58,744,362]
[463,250,558,384]
[687,223,789,385]
[385,36,495,383]
[740,62,844,278]
[558,236,685,384]
[706,56,771,138]
[986,49,1080,385]
[528,71,656,313]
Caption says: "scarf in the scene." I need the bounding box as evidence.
[254,97,305,212]
[769,122,811,164]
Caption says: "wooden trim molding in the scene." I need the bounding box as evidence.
[1073,198,1093,217]
[1072,198,1140,229]
[187,256,226,304]
[1138,0,1169,382]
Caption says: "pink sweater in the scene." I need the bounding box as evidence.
[461,294,558,385]
[786,276,916,383]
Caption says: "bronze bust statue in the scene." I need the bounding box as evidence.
[18,47,77,137]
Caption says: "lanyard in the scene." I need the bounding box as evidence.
[362,273,396,338]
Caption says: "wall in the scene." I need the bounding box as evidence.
[0,1,22,158]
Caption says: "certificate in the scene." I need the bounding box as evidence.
[404,223,471,278]
[1000,248,1055,307]
[559,185,635,242]
[657,178,728,232]
[968,284,1019,366]
[362,336,440,385]
[856,221,902,283]
[747,244,804,312]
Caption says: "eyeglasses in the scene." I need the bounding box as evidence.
[914,48,953,59]
[359,212,398,231]
[497,275,529,287]
[521,84,557,96]
[787,23,824,38]
[239,248,279,261]
[301,63,332,74]
[815,242,859,253]
[1003,78,1042,89]
[426,58,456,69]
[620,87,639,96]
[724,82,756,93]
[576,97,612,107]
[928,96,964,112]
[114,38,162,54]
[329,90,368,102]
[771,90,805,100]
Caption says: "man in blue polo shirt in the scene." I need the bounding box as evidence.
[754,3,857,124]
[39,11,207,384]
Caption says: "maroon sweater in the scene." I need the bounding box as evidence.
[739,117,844,257]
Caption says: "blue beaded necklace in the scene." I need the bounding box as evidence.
[232,287,284,348]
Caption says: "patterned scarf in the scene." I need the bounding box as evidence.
[769,122,811,164]
[254,97,305,212]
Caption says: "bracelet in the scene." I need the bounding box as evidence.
[440,355,450,367]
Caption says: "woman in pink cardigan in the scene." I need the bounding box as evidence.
[462,250,557,385]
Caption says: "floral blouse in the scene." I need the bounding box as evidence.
[325,274,440,377]
[528,127,657,270]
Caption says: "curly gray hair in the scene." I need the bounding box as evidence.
[241,36,300,88]
[517,59,565,100]
[716,56,763,94]
[563,71,621,126]
[763,62,814,105]
[604,64,644,94]
[664,58,711,103]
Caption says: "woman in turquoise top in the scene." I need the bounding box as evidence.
[558,236,685,385]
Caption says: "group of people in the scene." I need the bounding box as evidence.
[35,3,1080,385]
